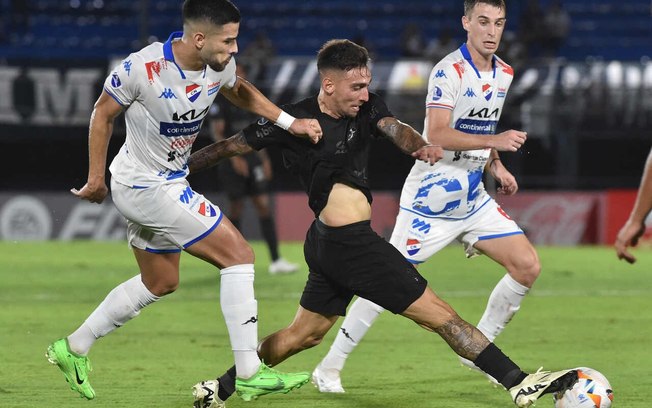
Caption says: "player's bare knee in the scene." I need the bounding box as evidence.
[146,279,179,296]
[509,252,540,287]
[228,243,255,264]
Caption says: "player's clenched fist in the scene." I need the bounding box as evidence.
[289,118,323,144]
[492,130,527,152]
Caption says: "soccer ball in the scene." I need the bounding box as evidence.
[553,367,614,408]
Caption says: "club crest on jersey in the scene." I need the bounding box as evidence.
[482,83,493,101]
[186,84,202,102]
[198,201,217,217]
[406,238,422,256]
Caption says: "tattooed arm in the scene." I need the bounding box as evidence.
[376,117,443,165]
[188,131,253,174]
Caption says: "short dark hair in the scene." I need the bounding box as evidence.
[182,0,241,27]
[463,0,506,17]
[317,39,370,73]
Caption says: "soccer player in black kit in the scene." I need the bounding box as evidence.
[187,39,578,407]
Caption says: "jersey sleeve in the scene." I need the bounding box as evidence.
[221,58,238,90]
[367,92,394,137]
[103,53,143,107]
[425,60,460,111]
[241,103,298,151]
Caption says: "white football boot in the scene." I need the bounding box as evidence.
[192,380,226,408]
[311,364,345,393]
[269,258,299,275]
[509,368,579,407]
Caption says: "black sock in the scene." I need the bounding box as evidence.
[473,343,528,389]
[217,365,236,401]
[259,216,279,261]
[230,218,241,232]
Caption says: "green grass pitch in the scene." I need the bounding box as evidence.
[1,241,650,407]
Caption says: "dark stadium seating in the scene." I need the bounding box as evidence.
[0,0,650,60]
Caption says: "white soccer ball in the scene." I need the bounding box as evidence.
[553,367,614,408]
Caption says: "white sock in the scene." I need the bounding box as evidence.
[220,264,260,379]
[67,274,160,355]
[320,297,385,373]
[476,274,529,342]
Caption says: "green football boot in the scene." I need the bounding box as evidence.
[235,364,310,401]
[46,338,95,400]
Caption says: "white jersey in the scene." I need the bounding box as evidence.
[105,32,237,187]
[400,44,514,220]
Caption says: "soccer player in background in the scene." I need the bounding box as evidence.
[314,0,540,392]
[46,0,321,401]
[208,64,299,275]
[615,147,652,263]
[188,38,578,408]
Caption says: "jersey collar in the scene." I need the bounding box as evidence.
[163,31,207,80]
[459,43,496,79]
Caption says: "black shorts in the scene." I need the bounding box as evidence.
[300,219,428,316]
[218,163,270,200]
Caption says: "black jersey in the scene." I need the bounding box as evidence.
[242,93,394,217]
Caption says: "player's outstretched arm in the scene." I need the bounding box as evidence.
[615,148,652,263]
[71,91,123,204]
[187,131,253,175]
[220,77,322,144]
[376,116,443,165]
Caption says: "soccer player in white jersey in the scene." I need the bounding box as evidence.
[313,0,538,392]
[45,0,321,402]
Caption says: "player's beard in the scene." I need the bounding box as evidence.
[207,56,231,72]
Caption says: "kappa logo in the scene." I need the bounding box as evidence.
[123,59,132,76]
[340,327,355,342]
[186,84,202,102]
[463,87,476,97]
[347,126,356,142]
[434,69,446,78]
[242,316,258,325]
[159,88,177,99]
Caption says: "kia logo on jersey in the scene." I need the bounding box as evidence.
[406,238,422,256]
[186,84,202,102]
[482,83,493,101]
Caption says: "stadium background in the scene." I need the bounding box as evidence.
[0,0,651,245]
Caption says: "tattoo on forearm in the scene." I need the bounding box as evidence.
[434,315,490,361]
[188,131,251,174]
[378,117,425,154]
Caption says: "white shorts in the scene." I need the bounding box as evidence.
[111,179,223,253]
[389,198,523,263]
